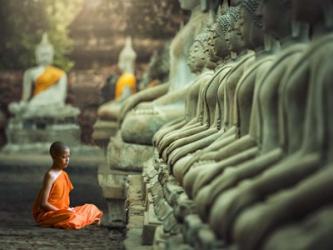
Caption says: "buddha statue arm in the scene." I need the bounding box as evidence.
[21,70,33,102]
[153,86,189,106]
[118,83,169,124]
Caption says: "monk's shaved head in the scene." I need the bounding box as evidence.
[49,141,69,158]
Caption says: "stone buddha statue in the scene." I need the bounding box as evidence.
[119,0,209,146]
[180,0,270,196]
[164,7,256,182]
[208,0,333,244]
[93,37,137,147]
[193,0,310,223]
[107,0,209,171]
[231,0,333,248]
[153,25,219,154]
[9,33,70,117]
[162,7,252,170]
[5,33,80,151]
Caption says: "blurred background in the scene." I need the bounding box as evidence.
[0,0,189,146]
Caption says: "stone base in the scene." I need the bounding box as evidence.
[142,204,162,245]
[107,132,154,172]
[92,119,118,148]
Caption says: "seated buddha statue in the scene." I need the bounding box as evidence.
[93,37,137,146]
[9,33,70,117]
[180,0,270,195]
[153,25,220,156]
[119,0,209,146]
[208,0,333,243]
[165,7,257,182]
[231,0,333,248]
[162,6,255,170]
[194,0,310,222]
[97,37,137,121]
[5,33,80,150]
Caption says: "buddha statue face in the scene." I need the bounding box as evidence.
[291,0,326,25]
[262,0,291,39]
[179,0,200,10]
[188,26,215,72]
[228,13,246,53]
[214,15,232,59]
[35,34,54,66]
[187,38,207,73]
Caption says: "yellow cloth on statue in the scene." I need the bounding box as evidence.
[115,73,136,100]
[33,66,65,96]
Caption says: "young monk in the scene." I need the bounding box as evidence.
[32,141,103,229]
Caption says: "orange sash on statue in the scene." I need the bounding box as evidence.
[32,171,103,229]
[33,66,65,96]
[115,72,136,100]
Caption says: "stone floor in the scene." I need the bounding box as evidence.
[0,152,125,250]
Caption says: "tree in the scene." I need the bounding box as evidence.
[0,0,83,71]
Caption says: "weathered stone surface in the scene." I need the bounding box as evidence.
[107,132,153,171]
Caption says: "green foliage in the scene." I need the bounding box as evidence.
[0,0,83,71]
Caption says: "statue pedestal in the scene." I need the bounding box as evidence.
[107,132,154,172]
[4,104,83,153]
[92,119,118,149]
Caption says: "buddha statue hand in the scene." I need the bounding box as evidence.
[8,101,28,116]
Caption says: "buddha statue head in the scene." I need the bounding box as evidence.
[226,6,246,54]
[261,0,292,39]
[291,0,333,29]
[118,36,137,74]
[241,0,264,49]
[187,28,211,73]
[214,7,241,59]
[179,0,201,10]
[35,33,54,66]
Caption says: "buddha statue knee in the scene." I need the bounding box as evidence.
[120,0,209,145]
[262,205,333,250]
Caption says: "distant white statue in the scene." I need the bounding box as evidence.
[9,33,76,118]
[114,36,137,101]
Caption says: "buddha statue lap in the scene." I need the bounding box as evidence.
[262,205,333,250]
[208,0,333,243]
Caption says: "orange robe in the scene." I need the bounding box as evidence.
[32,171,103,229]
[33,66,65,96]
[114,72,136,100]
